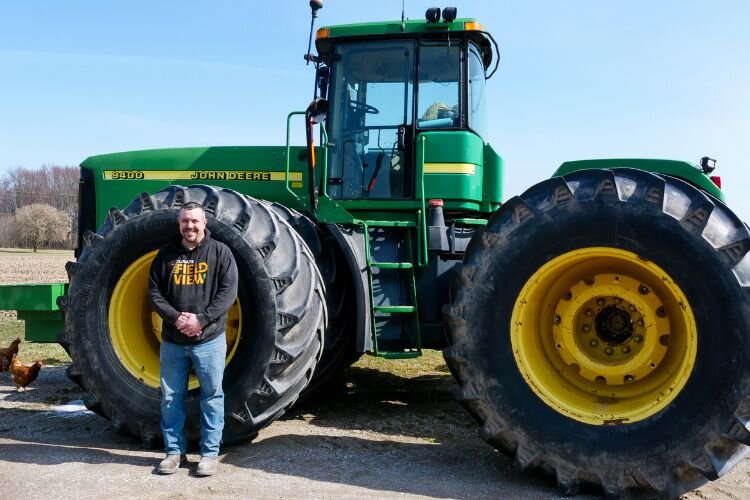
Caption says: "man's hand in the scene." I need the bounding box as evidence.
[175,312,203,337]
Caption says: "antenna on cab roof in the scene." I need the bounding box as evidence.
[305,0,323,65]
[401,0,405,32]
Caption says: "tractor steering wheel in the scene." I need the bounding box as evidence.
[347,100,380,115]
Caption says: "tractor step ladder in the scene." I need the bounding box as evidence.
[361,220,422,359]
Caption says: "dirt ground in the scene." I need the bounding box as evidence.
[1,363,750,500]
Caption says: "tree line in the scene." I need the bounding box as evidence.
[0,165,79,250]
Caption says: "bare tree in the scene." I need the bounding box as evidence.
[15,203,71,252]
[0,165,78,213]
[0,165,79,248]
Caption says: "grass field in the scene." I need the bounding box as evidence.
[0,320,70,366]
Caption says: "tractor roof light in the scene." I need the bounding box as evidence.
[700,156,717,174]
[426,7,457,24]
[442,7,457,22]
[425,8,441,23]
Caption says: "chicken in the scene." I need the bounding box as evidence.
[0,336,21,372]
[9,354,43,391]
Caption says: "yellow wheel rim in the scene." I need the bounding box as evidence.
[511,247,697,425]
[109,250,242,390]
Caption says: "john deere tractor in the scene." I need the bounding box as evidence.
[2,4,749,497]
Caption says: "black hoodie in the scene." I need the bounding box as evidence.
[148,228,238,345]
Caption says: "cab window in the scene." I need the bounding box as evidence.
[417,42,461,130]
[468,44,488,140]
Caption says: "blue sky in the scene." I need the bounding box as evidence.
[1,1,748,219]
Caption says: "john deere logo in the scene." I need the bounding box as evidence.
[190,170,271,180]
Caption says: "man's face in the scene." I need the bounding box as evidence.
[178,207,207,247]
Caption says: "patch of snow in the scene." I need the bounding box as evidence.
[47,399,93,418]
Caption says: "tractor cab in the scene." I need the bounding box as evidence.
[311,12,499,209]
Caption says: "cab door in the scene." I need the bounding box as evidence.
[326,40,415,200]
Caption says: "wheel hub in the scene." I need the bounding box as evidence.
[595,305,633,345]
[511,247,697,425]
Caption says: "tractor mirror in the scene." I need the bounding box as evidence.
[306,98,329,124]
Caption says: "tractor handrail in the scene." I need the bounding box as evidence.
[285,111,306,202]
[320,123,329,198]
[417,135,428,268]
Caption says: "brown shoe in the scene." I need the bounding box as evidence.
[195,456,218,476]
[157,454,186,474]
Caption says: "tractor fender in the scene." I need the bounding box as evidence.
[325,223,372,353]
[554,158,725,201]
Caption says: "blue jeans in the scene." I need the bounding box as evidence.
[160,333,226,457]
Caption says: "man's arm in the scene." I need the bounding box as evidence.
[196,246,238,327]
[148,251,182,325]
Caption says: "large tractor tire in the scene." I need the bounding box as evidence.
[58,185,326,447]
[444,168,750,497]
[269,203,359,397]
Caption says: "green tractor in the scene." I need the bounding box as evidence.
[3,4,750,497]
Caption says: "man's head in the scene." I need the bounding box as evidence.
[178,202,208,248]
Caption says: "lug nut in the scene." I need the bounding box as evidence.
[621,346,631,354]
[636,319,644,327]
[582,325,591,333]
[624,375,634,383]
[604,347,614,355]
[629,305,637,312]
[639,285,650,295]
[590,339,599,347]
[585,309,594,317]
[553,315,561,324]
[633,335,643,343]
[597,298,605,306]
[614,297,622,304]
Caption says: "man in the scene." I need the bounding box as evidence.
[148,201,238,476]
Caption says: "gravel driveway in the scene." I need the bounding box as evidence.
[2,363,749,499]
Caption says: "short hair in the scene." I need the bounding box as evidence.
[179,202,206,218]
[180,201,204,212]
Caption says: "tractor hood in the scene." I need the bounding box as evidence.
[80,145,313,227]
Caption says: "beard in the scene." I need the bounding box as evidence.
[181,229,202,244]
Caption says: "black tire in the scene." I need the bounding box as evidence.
[58,185,325,447]
[268,203,359,397]
[443,168,750,497]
